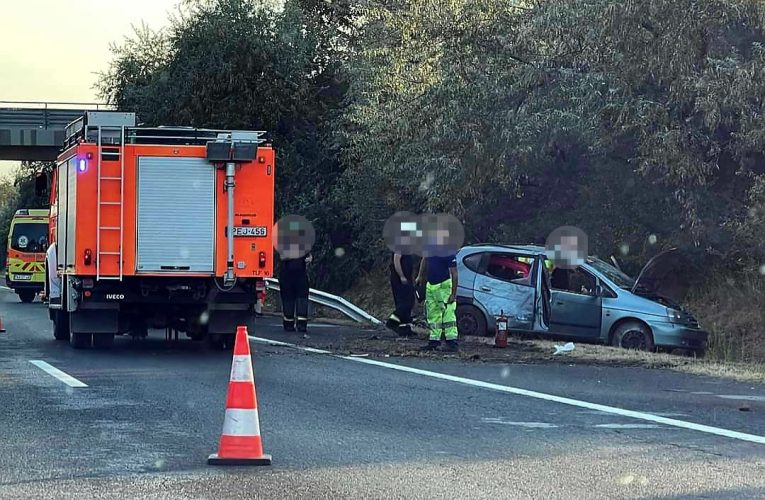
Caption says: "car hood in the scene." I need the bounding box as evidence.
[631,248,688,304]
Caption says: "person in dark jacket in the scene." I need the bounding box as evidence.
[386,250,416,336]
[279,252,312,332]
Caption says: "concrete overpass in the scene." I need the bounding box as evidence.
[0,101,110,161]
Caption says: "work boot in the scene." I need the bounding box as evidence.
[283,319,296,332]
[296,319,308,333]
[386,317,400,332]
[444,339,459,352]
[420,340,441,351]
[397,324,414,337]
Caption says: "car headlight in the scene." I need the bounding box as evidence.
[666,307,682,323]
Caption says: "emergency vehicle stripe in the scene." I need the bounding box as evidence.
[221,408,262,436]
[230,355,254,382]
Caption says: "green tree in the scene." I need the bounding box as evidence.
[99,0,359,290]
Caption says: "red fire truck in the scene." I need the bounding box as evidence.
[47,112,274,349]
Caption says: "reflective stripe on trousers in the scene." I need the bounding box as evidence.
[425,279,457,341]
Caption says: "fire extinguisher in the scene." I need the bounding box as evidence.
[495,310,508,348]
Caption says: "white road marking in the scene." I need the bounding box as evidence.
[578,410,689,417]
[0,285,11,291]
[596,424,662,430]
[481,419,558,428]
[29,360,88,388]
[691,391,714,395]
[249,336,765,446]
[717,395,765,402]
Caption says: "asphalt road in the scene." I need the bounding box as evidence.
[1,287,764,499]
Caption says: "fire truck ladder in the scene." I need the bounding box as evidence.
[96,124,125,281]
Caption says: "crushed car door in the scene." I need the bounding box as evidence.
[473,252,535,331]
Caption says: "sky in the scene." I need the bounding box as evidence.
[0,0,179,180]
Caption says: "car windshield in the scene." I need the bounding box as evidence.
[10,222,48,253]
[586,258,636,289]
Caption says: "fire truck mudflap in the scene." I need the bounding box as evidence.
[48,112,275,350]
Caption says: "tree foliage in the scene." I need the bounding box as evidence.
[97,0,765,290]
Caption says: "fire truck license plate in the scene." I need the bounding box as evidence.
[233,226,267,237]
[13,274,32,281]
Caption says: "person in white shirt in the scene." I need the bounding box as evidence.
[45,242,60,302]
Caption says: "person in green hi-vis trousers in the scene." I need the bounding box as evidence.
[415,252,459,352]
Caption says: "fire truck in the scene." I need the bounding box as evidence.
[47,112,274,349]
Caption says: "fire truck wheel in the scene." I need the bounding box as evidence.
[93,333,115,349]
[53,311,70,341]
[18,291,36,303]
[70,332,92,349]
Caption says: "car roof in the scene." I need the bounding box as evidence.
[460,243,547,255]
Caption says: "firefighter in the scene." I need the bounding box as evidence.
[279,252,312,332]
[416,232,459,352]
[386,250,416,337]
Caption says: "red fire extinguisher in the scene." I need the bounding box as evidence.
[495,310,508,348]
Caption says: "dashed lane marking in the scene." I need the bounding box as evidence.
[29,360,88,388]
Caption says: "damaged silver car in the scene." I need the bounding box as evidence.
[455,244,708,356]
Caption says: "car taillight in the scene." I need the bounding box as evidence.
[259,251,266,268]
[84,249,92,266]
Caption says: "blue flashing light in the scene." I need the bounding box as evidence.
[78,159,87,173]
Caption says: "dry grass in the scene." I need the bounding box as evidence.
[687,274,765,363]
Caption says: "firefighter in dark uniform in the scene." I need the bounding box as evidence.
[279,252,312,332]
[386,251,416,336]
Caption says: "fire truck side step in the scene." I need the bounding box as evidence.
[101,176,122,181]
[99,227,120,230]
[99,201,121,205]
[99,251,121,256]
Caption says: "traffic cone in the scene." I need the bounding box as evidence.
[208,325,272,466]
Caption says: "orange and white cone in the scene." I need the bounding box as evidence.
[208,325,272,466]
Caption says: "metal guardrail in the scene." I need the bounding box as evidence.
[0,101,111,110]
[265,278,382,326]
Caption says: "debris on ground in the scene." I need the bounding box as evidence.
[554,342,576,355]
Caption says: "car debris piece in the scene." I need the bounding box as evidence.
[553,342,575,355]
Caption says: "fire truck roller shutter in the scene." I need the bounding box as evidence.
[137,157,216,273]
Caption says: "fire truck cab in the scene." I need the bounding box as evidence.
[48,111,275,349]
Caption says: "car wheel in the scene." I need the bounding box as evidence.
[53,310,70,341]
[18,291,36,303]
[93,333,115,349]
[611,321,654,351]
[70,332,92,349]
[457,305,488,337]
